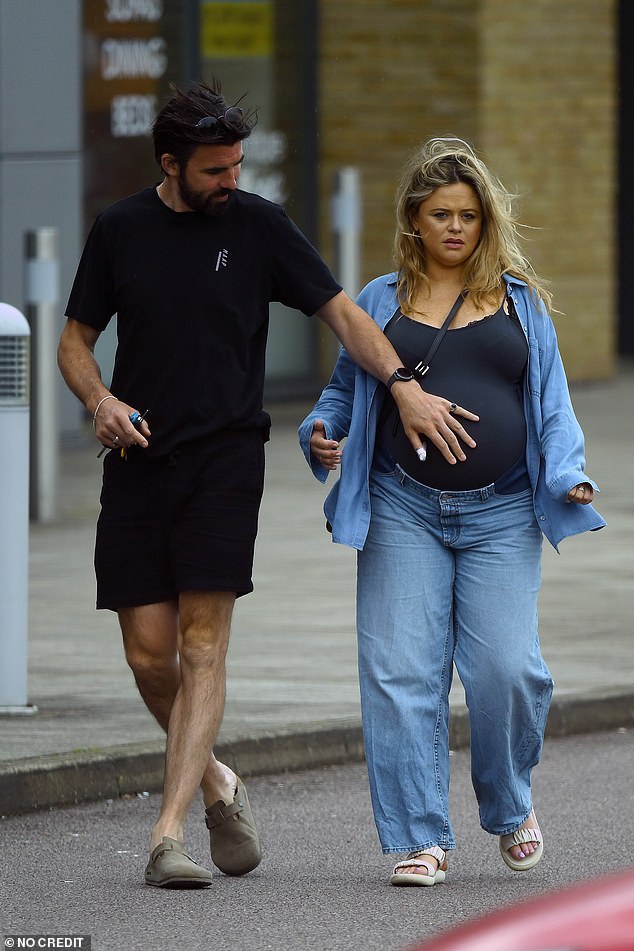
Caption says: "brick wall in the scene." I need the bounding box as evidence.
[318,0,616,380]
[479,0,616,378]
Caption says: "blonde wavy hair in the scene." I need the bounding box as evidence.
[394,137,552,314]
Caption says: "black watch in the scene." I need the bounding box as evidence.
[386,367,415,391]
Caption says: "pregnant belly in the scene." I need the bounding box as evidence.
[386,384,526,491]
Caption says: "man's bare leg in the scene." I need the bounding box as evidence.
[118,592,237,849]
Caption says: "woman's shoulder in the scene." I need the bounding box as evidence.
[362,271,398,291]
[504,274,549,318]
[357,272,398,307]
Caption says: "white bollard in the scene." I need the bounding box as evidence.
[0,302,37,713]
[332,167,362,299]
[25,227,60,523]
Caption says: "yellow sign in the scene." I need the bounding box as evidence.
[201,1,272,58]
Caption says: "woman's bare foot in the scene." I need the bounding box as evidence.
[500,811,543,870]
[390,846,447,882]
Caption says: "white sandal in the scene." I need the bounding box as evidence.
[389,846,447,887]
[499,811,543,871]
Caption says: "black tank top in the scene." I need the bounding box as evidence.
[377,303,529,490]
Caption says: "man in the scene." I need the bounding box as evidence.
[58,80,475,889]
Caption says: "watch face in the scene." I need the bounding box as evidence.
[387,368,414,390]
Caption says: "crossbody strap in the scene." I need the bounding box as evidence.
[413,291,467,380]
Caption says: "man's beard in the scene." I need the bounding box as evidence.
[177,172,234,217]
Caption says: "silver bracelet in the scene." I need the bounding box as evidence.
[92,394,116,427]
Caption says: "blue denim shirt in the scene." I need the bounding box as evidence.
[298,272,605,551]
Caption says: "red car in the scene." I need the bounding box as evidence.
[408,867,634,951]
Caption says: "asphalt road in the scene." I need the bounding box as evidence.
[1,729,633,951]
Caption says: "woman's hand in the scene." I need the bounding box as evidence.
[567,482,594,504]
[310,420,342,470]
[391,380,479,464]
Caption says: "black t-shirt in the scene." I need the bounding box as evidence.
[66,186,342,456]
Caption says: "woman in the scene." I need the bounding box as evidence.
[298,138,605,887]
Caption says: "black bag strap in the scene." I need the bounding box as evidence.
[412,291,467,380]
[376,290,469,442]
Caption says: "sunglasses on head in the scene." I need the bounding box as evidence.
[195,107,244,132]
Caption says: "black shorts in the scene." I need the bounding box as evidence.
[94,429,266,610]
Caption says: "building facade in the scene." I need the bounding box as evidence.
[0,0,621,441]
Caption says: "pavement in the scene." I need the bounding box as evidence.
[1,366,633,816]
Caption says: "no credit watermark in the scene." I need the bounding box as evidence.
[4,939,91,949]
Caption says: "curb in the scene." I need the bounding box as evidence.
[1,689,633,817]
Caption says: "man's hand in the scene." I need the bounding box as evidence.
[390,379,479,464]
[57,319,150,453]
[309,420,342,470]
[93,397,151,452]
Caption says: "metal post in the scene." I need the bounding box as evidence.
[332,167,362,299]
[0,303,37,714]
[25,227,60,523]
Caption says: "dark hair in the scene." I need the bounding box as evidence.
[152,78,256,168]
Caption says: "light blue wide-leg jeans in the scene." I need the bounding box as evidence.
[356,466,553,854]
